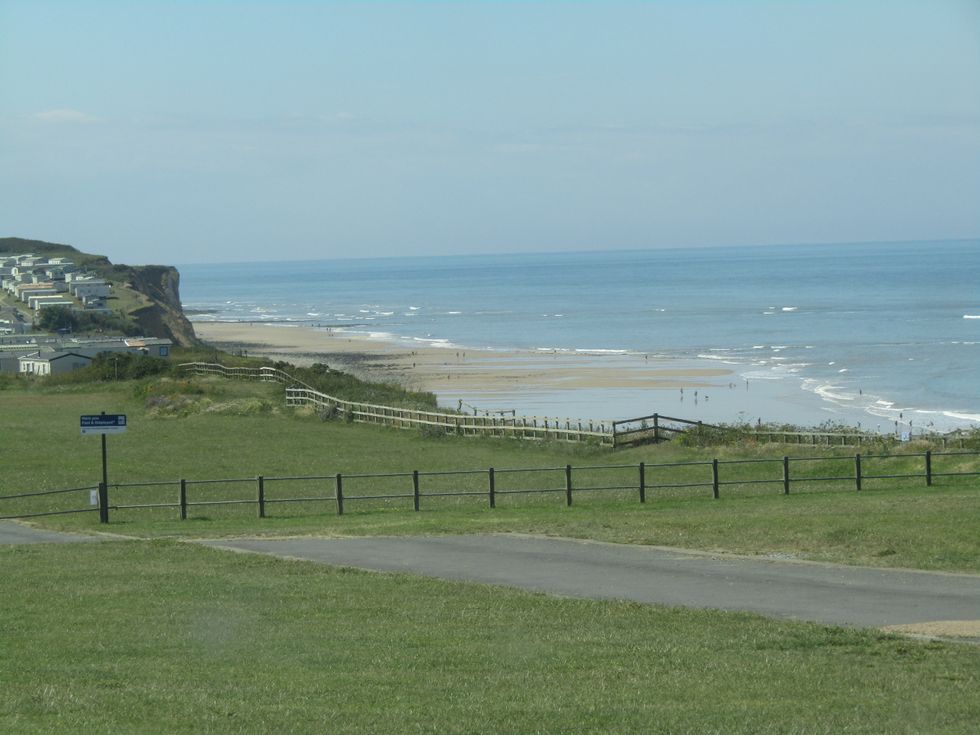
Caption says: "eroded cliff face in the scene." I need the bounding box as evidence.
[2,237,200,346]
[118,265,200,347]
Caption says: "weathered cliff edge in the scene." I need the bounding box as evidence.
[112,263,199,347]
[0,237,200,347]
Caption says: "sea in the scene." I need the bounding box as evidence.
[179,240,980,433]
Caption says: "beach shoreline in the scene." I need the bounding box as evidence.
[191,321,842,427]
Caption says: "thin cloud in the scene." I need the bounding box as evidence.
[32,108,102,124]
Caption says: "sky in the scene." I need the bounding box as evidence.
[1,0,979,265]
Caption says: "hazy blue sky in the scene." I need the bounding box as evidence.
[1,1,978,264]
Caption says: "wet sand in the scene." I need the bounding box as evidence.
[192,321,832,425]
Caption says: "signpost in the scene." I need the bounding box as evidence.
[80,414,127,435]
[80,413,127,523]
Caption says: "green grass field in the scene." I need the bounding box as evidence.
[2,376,979,572]
[2,540,978,734]
[2,374,980,733]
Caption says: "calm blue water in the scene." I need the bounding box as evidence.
[180,241,980,431]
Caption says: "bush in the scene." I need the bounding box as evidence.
[90,352,172,381]
[675,423,754,448]
[37,305,140,336]
[418,424,451,439]
[145,393,210,418]
[274,361,438,410]
[205,398,276,416]
[133,377,208,400]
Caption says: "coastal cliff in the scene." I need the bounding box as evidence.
[110,263,199,347]
[0,236,199,347]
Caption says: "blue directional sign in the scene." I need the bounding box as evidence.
[80,414,128,435]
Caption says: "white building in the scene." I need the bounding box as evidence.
[19,351,93,376]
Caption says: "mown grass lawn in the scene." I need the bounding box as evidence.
[3,379,979,572]
[1,540,978,734]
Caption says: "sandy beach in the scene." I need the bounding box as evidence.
[191,321,833,426]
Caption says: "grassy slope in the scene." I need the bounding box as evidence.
[1,541,977,735]
[3,378,979,572]
[2,375,978,734]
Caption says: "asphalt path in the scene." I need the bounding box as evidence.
[200,534,980,629]
[0,520,100,545]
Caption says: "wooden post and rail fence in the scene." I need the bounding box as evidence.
[179,362,916,448]
[2,449,977,524]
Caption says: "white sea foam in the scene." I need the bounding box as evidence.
[943,410,980,423]
[447,311,462,315]
[812,383,855,402]
[740,368,784,380]
[781,306,798,312]
[963,314,980,319]
[575,348,629,354]
[409,306,420,310]
[413,336,456,348]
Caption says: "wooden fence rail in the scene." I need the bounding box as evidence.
[180,362,965,448]
[2,451,977,524]
[180,362,613,444]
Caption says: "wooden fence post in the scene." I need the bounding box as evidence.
[565,464,573,506]
[335,473,344,516]
[653,414,660,443]
[98,482,109,524]
[179,479,187,520]
[413,470,420,512]
[711,459,719,499]
[782,456,790,495]
[925,450,932,487]
[488,467,496,509]
[639,462,646,503]
[855,453,862,492]
[257,476,266,518]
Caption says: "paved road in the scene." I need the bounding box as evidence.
[201,534,980,629]
[0,520,100,545]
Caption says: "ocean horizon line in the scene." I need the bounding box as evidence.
[176,236,980,268]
